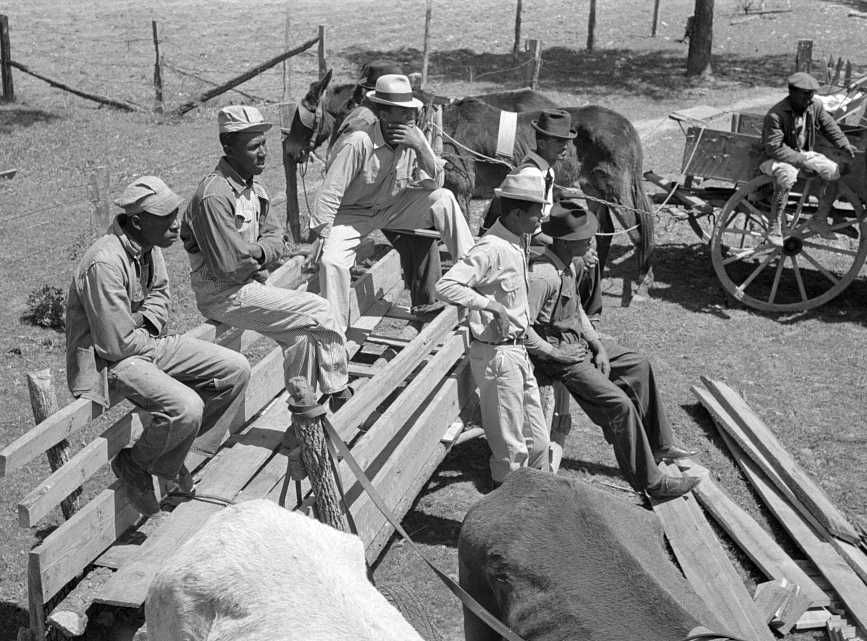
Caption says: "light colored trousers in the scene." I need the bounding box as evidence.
[108,335,251,478]
[320,187,474,333]
[194,276,349,396]
[760,152,841,213]
[469,342,550,483]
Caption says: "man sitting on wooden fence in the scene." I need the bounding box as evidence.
[761,71,857,240]
[435,172,550,489]
[66,176,252,516]
[182,106,353,411]
[311,73,474,334]
[525,200,700,500]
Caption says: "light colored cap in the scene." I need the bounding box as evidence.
[787,72,820,91]
[114,176,183,217]
[366,74,423,109]
[493,172,547,204]
[218,105,273,134]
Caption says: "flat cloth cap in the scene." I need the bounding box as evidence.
[218,105,272,134]
[787,72,820,91]
[114,176,183,217]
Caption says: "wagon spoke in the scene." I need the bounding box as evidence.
[791,255,808,302]
[721,225,767,240]
[722,243,778,266]
[800,249,839,286]
[736,251,776,294]
[740,199,767,219]
[800,240,858,257]
[767,258,785,303]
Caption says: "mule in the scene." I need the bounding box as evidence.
[459,468,718,641]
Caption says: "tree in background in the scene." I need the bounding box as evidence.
[686,0,714,77]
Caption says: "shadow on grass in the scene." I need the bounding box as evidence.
[0,106,59,136]
[0,602,28,641]
[820,0,867,10]
[341,46,792,98]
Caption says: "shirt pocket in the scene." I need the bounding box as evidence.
[498,273,522,306]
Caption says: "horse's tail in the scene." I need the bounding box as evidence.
[630,169,655,283]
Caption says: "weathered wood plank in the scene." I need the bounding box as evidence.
[650,463,773,641]
[701,377,861,545]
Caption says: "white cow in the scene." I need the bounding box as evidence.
[146,499,424,641]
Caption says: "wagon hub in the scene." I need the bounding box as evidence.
[781,235,803,256]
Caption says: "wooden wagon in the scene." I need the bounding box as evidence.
[647,79,867,312]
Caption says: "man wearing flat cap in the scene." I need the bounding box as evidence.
[312,73,475,333]
[436,172,550,488]
[761,71,857,239]
[182,105,353,412]
[328,60,445,318]
[66,176,251,516]
[525,200,700,500]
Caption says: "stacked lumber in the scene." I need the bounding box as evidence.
[691,377,867,640]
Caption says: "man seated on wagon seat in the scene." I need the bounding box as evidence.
[311,73,475,334]
[525,199,701,500]
[65,176,251,516]
[761,71,857,240]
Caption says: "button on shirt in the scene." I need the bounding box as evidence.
[311,119,444,234]
[435,219,530,342]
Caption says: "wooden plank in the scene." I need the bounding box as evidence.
[701,377,861,545]
[684,454,829,606]
[795,608,833,630]
[650,463,773,641]
[732,112,764,136]
[682,126,763,183]
[93,544,138,570]
[754,579,796,622]
[712,428,867,630]
[643,171,713,211]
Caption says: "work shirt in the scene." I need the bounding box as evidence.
[762,96,850,167]
[435,219,531,342]
[181,158,286,289]
[525,248,600,360]
[66,216,170,406]
[311,118,444,234]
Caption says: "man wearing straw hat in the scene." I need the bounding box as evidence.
[66,176,252,516]
[436,172,551,489]
[312,73,475,333]
[182,106,353,412]
[525,199,700,500]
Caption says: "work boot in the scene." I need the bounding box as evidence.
[646,474,701,501]
[111,449,160,516]
[166,464,195,495]
[411,300,447,319]
[765,188,788,244]
[653,444,698,463]
[328,386,354,413]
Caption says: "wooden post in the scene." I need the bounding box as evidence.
[282,11,291,102]
[794,39,812,73]
[844,59,852,86]
[421,0,432,87]
[151,20,163,113]
[587,0,597,51]
[525,39,542,89]
[651,0,661,37]
[512,0,522,63]
[280,102,303,245]
[317,25,327,79]
[87,167,111,230]
[831,56,843,86]
[1,14,14,102]
[27,370,81,520]
[287,377,348,532]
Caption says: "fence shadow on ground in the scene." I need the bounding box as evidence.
[341,46,793,99]
[0,106,59,135]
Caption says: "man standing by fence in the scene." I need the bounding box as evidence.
[182,106,353,411]
[66,176,251,516]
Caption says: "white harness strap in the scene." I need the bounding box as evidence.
[496,110,518,160]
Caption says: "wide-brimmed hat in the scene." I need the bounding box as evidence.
[531,109,577,139]
[114,176,183,217]
[787,71,819,92]
[366,74,423,109]
[541,199,598,240]
[493,172,547,204]
[359,60,404,89]
[218,105,273,134]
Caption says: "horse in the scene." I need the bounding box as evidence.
[284,73,654,290]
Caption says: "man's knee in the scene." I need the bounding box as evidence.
[774,165,798,190]
[171,388,205,436]
[220,349,251,392]
[429,188,459,211]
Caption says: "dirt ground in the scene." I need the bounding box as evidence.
[1,0,866,639]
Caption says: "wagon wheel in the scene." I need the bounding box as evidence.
[711,175,867,312]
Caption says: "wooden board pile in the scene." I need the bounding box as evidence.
[667,377,867,641]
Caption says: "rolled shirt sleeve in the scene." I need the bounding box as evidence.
[190,193,265,283]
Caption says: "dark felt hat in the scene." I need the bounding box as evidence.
[787,72,820,91]
[531,109,577,139]
[541,199,598,240]
[359,60,405,89]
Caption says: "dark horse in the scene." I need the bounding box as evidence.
[284,74,654,289]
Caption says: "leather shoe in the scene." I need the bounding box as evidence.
[646,474,701,501]
[653,445,697,462]
[111,449,160,516]
[329,386,354,413]
[167,465,195,494]
[411,301,446,318]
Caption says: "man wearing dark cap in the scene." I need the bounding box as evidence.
[182,106,353,412]
[436,172,550,488]
[66,176,252,516]
[761,71,857,239]
[525,200,701,500]
[330,60,445,317]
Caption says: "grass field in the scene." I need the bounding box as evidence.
[1,0,866,638]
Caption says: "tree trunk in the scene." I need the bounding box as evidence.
[686,0,714,77]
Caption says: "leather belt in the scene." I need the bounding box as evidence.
[474,334,525,346]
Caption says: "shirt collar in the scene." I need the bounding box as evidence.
[526,150,551,173]
[488,219,526,248]
[540,247,575,274]
[370,119,389,150]
[111,215,147,261]
[217,157,255,195]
